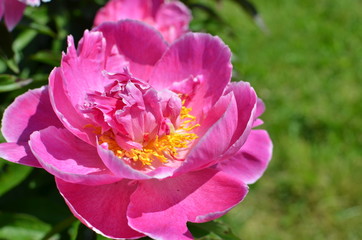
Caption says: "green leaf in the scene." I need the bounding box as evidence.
[188,220,241,240]
[29,23,56,38]
[0,162,33,196]
[30,51,61,66]
[0,213,54,240]
[0,74,32,92]
[13,29,38,52]
[41,216,76,240]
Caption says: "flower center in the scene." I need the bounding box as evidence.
[98,105,199,166]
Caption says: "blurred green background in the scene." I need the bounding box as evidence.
[0,0,361,239]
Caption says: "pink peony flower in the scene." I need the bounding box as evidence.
[0,0,50,31]
[94,0,191,43]
[0,20,272,239]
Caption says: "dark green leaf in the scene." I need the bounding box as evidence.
[13,29,38,52]
[30,51,61,66]
[0,213,53,240]
[0,74,32,92]
[0,162,32,196]
[188,220,241,240]
[29,23,56,38]
[41,216,76,240]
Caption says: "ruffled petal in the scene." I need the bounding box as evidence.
[29,126,120,185]
[56,178,143,239]
[217,129,273,184]
[59,32,106,108]
[127,169,248,240]
[149,33,232,116]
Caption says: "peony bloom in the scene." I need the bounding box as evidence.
[94,0,191,43]
[0,20,272,239]
[0,0,50,31]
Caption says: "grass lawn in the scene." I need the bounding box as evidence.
[189,0,362,239]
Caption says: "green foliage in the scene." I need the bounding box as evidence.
[0,162,32,196]
[0,213,54,240]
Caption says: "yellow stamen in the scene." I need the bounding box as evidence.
[98,105,200,166]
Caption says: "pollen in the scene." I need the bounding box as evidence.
[98,105,200,166]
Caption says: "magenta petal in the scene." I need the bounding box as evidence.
[253,98,265,127]
[155,1,191,42]
[217,129,273,184]
[49,68,96,145]
[0,86,62,167]
[0,1,3,20]
[56,178,144,239]
[3,0,26,31]
[97,143,151,180]
[149,33,232,115]
[0,143,40,168]
[221,82,258,158]
[127,169,248,240]
[60,32,106,108]
[2,86,62,143]
[97,143,176,180]
[97,20,167,80]
[177,93,239,174]
[29,126,120,185]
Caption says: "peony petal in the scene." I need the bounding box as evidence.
[253,98,265,127]
[0,1,4,21]
[96,20,168,80]
[49,67,96,145]
[0,86,62,167]
[3,0,26,31]
[155,1,192,42]
[29,126,120,185]
[127,168,248,240]
[56,178,144,239]
[149,33,232,116]
[255,98,265,119]
[2,86,62,143]
[97,143,151,180]
[0,142,40,167]
[217,129,273,184]
[176,92,239,174]
[175,81,257,175]
[60,32,106,108]
[221,81,258,158]
[97,142,177,180]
